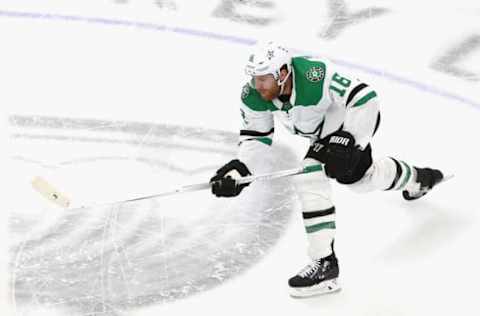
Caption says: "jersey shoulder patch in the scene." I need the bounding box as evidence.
[240,83,277,112]
[292,57,327,106]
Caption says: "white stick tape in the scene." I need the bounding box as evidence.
[31,176,71,208]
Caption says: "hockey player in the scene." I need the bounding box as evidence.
[209,41,444,297]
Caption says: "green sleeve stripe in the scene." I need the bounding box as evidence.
[255,137,273,146]
[305,221,336,233]
[239,138,272,146]
[352,91,377,108]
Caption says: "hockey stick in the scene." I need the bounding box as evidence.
[32,164,323,209]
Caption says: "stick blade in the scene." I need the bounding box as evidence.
[31,176,71,208]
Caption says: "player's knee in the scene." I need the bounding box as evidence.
[296,159,328,186]
[295,158,332,209]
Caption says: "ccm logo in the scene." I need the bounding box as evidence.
[330,136,350,146]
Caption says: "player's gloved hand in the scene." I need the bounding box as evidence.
[324,131,364,183]
[210,159,252,197]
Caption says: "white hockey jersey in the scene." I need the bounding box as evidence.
[238,56,380,154]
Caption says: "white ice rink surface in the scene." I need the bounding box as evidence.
[2,1,480,315]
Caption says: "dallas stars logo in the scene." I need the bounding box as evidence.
[241,84,250,100]
[305,66,325,82]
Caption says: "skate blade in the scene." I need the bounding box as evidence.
[289,278,341,298]
[403,173,455,201]
[442,174,454,182]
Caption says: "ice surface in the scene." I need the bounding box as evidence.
[8,115,299,315]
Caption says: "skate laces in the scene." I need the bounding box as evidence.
[299,259,324,278]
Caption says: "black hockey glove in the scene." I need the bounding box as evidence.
[210,159,252,197]
[324,131,371,184]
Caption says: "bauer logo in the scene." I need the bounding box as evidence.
[330,136,350,146]
[9,114,297,314]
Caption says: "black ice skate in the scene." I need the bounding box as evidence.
[288,253,340,297]
[402,167,445,201]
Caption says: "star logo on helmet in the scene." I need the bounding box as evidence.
[267,50,275,60]
[306,66,325,82]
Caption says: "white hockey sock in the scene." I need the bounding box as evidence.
[386,157,417,191]
[303,207,336,259]
[295,158,335,259]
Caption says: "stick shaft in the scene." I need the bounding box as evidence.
[82,164,323,207]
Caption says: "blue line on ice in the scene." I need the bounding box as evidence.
[1,9,478,110]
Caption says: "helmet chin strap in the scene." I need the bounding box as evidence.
[277,70,291,96]
[279,81,287,95]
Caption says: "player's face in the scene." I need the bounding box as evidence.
[254,74,279,101]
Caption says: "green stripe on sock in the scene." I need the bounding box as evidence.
[305,221,336,233]
[352,91,377,108]
[398,161,412,190]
